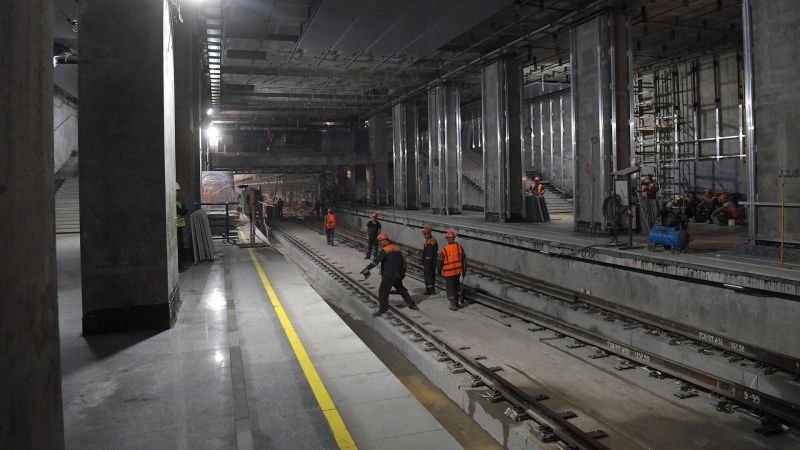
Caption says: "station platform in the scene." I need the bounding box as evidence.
[273,221,796,449]
[323,204,800,361]
[56,233,462,450]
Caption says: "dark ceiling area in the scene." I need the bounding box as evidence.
[195,0,743,132]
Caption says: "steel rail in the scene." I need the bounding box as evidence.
[327,216,800,376]
[303,219,800,425]
[274,225,611,450]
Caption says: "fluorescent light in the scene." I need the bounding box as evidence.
[207,108,213,115]
[723,284,744,290]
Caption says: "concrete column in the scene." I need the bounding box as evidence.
[174,4,196,248]
[79,0,180,333]
[612,5,632,173]
[570,13,614,232]
[0,1,65,447]
[482,57,525,222]
[746,0,800,245]
[392,102,420,209]
[427,83,462,215]
[369,112,390,205]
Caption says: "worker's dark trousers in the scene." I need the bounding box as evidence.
[444,275,461,303]
[177,226,185,263]
[377,276,416,314]
[326,229,335,245]
[365,237,378,258]
[423,260,436,292]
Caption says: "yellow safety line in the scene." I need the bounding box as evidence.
[239,231,357,449]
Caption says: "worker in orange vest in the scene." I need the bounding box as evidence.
[360,233,419,316]
[437,231,467,311]
[324,208,337,245]
[530,177,547,196]
[421,227,438,295]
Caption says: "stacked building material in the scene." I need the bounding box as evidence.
[190,210,215,263]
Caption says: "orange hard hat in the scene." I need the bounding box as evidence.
[705,188,713,196]
[377,233,389,241]
[720,193,729,201]
[534,177,540,181]
[328,208,332,213]
[372,213,377,218]
[445,231,456,239]
[422,227,432,234]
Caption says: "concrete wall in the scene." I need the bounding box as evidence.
[334,207,800,360]
[53,93,78,172]
[528,92,573,194]
[751,0,800,243]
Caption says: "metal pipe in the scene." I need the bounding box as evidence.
[742,0,757,245]
[503,59,511,219]
[481,68,488,218]
[570,27,579,229]
[596,15,606,231]
[560,96,565,188]
[549,98,554,182]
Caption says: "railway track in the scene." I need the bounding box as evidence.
[274,224,614,450]
[291,216,800,432]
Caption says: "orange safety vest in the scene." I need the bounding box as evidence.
[325,213,337,229]
[425,238,437,248]
[440,243,465,277]
[531,184,544,196]
[383,244,400,253]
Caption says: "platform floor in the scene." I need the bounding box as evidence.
[329,205,800,283]
[56,234,462,450]
[279,221,797,449]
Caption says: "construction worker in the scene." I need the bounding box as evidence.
[696,189,721,224]
[361,233,419,317]
[421,227,438,295]
[324,208,337,245]
[365,213,382,259]
[641,174,658,199]
[175,183,189,271]
[437,231,467,311]
[711,193,738,225]
[530,177,547,196]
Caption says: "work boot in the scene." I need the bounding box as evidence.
[408,303,419,311]
[364,255,371,259]
[448,297,458,311]
[372,311,385,318]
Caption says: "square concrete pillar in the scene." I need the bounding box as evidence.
[369,113,391,205]
[392,102,420,209]
[570,14,614,232]
[428,83,462,215]
[0,1,65,447]
[174,3,198,218]
[482,57,525,222]
[745,0,800,245]
[79,0,180,333]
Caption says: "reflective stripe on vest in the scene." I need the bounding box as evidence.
[441,243,464,277]
[176,200,186,227]
[325,214,337,229]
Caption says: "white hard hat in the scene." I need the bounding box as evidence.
[174,182,182,190]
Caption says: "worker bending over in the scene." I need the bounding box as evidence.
[421,227,438,295]
[324,208,337,245]
[361,233,419,317]
[365,213,381,259]
[437,231,467,311]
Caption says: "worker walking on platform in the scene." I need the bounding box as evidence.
[365,213,381,259]
[324,208,337,245]
[421,227,438,295]
[437,231,467,311]
[361,233,419,317]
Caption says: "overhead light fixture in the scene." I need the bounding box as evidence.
[207,108,213,115]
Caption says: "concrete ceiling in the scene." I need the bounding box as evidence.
[198,0,744,129]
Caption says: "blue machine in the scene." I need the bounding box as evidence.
[648,225,690,253]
